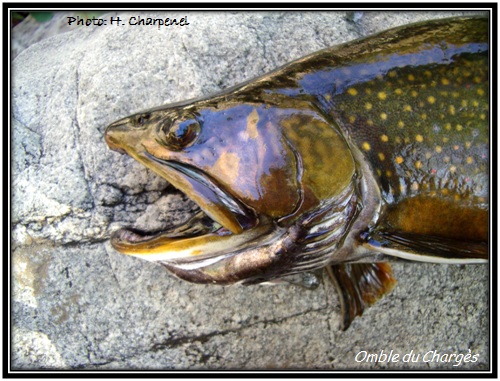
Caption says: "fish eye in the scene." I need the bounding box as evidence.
[132,113,151,128]
[158,116,201,151]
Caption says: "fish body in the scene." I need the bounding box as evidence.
[105,17,489,329]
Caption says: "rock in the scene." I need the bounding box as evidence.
[11,11,489,370]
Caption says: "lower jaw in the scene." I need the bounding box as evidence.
[111,216,279,264]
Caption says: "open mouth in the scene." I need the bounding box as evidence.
[110,155,275,263]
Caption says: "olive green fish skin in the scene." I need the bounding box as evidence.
[105,17,489,285]
[262,16,489,243]
[265,18,489,198]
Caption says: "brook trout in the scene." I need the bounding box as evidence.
[105,17,489,329]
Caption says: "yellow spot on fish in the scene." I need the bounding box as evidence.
[425,152,432,159]
[449,105,456,115]
[365,102,373,110]
[443,156,450,163]
[441,188,449,195]
[365,88,373,95]
[416,134,424,143]
[395,88,403,95]
[348,88,358,96]
[378,152,385,161]
[367,119,374,126]
[465,141,471,149]
[380,134,389,142]
[445,123,452,131]
[377,169,382,176]
[474,76,482,83]
[246,109,260,139]
[477,88,485,96]
[441,78,450,85]
[378,92,387,101]
[421,113,427,120]
[435,146,442,153]
[397,120,404,128]
[449,165,457,173]
[411,90,418,97]
[411,182,419,191]
[395,156,404,164]
[461,99,468,107]
[380,112,388,120]
[466,156,474,164]
[395,136,402,144]
[408,74,415,81]
[403,105,412,112]
[472,100,479,107]
[480,114,486,120]
[456,124,463,131]
[349,115,356,123]
[324,94,331,101]
[386,170,392,178]
[424,70,432,78]
[427,96,436,104]
[214,151,240,181]
[388,71,397,78]
[442,137,449,143]
[415,161,423,169]
[362,142,371,151]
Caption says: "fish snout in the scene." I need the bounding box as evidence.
[104,121,128,154]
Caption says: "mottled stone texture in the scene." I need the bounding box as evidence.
[11,11,489,370]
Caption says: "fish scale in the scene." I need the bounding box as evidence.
[328,49,489,243]
[332,51,488,206]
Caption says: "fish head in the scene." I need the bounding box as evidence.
[105,94,356,284]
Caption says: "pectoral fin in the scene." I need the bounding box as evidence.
[363,229,488,263]
[370,196,489,263]
[326,263,397,330]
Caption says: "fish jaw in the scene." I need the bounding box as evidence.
[110,213,282,263]
[105,116,280,268]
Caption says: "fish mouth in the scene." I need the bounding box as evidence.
[110,154,276,264]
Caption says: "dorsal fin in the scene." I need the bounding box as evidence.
[326,263,397,330]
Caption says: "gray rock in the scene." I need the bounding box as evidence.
[11,11,489,370]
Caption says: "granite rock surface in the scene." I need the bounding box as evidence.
[11,10,489,370]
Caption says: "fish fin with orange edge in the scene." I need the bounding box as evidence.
[326,263,397,331]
